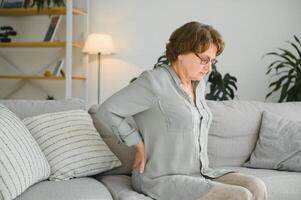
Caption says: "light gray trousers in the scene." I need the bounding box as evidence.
[197,173,268,200]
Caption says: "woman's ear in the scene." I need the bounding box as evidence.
[177,54,183,61]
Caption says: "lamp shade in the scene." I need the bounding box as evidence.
[83,33,115,55]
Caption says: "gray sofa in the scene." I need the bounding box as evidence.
[1,98,300,200]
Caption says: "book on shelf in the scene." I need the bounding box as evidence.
[43,16,62,42]
[1,0,25,8]
[52,59,64,76]
[60,69,65,77]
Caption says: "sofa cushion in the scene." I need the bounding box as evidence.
[262,101,301,120]
[97,175,153,200]
[0,104,50,200]
[0,98,86,119]
[244,111,301,171]
[207,100,301,168]
[222,166,301,200]
[22,110,121,181]
[15,177,113,200]
[89,104,136,175]
[207,100,263,167]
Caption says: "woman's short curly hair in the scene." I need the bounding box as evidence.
[165,21,224,63]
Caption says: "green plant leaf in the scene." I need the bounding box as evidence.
[268,63,289,75]
[278,69,295,102]
[278,48,297,61]
[47,0,51,7]
[225,87,234,98]
[275,63,291,72]
[294,35,301,47]
[287,41,301,59]
[208,72,238,101]
[268,75,289,96]
[270,70,293,79]
[266,52,296,66]
[227,81,238,90]
[287,86,298,101]
[153,55,169,69]
[267,62,293,77]
[265,36,301,102]
[271,74,289,86]
[31,0,65,11]
[267,60,282,72]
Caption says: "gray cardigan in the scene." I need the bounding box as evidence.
[97,65,231,200]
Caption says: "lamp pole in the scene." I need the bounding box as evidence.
[98,52,101,104]
[83,33,115,105]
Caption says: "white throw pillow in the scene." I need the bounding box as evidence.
[244,111,301,171]
[0,104,50,200]
[22,110,121,181]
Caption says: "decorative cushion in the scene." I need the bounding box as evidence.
[244,111,301,171]
[22,110,121,181]
[0,98,86,120]
[0,104,50,200]
[207,100,263,167]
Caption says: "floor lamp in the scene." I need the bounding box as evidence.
[83,33,115,104]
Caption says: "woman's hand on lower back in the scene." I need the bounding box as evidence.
[133,141,145,173]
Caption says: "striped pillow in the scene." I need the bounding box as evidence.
[0,104,50,200]
[22,110,121,181]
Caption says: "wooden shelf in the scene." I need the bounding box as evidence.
[0,75,86,80]
[0,1,89,99]
[0,7,86,16]
[0,41,83,48]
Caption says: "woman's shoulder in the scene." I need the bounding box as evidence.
[139,66,170,82]
[131,66,171,93]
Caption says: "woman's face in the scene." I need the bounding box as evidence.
[178,44,218,81]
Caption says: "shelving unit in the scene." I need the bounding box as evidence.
[0,7,86,16]
[0,7,87,16]
[0,41,83,48]
[0,75,86,80]
[0,0,89,100]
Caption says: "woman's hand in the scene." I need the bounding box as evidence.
[133,142,145,173]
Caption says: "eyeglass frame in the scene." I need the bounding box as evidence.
[194,52,218,65]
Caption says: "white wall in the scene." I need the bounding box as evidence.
[0,0,300,107]
[86,0,301,106]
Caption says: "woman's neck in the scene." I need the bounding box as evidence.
[171,61,196,105]
[171,61,191,86]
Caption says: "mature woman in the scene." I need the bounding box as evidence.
[97,22,267,200]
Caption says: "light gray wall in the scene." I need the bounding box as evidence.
[0,0,300,106]
[87,0,301,106]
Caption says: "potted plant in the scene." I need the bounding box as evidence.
[152,55,238,101]
[205,64,238,100]
[265,35,301,102]
[0,26,17,42]
[31,0,65,11]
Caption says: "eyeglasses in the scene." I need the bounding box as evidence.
[194,53,218,65]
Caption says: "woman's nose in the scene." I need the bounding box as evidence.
[204,63,212,72]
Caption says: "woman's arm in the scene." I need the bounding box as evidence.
[95,71,156,146]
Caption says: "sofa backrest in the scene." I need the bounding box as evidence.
[91,100,301,175]
[207,100,301,168]
[0,98,86,119]
[5,98,299,175]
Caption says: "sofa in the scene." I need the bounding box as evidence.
[0,98,300,200]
